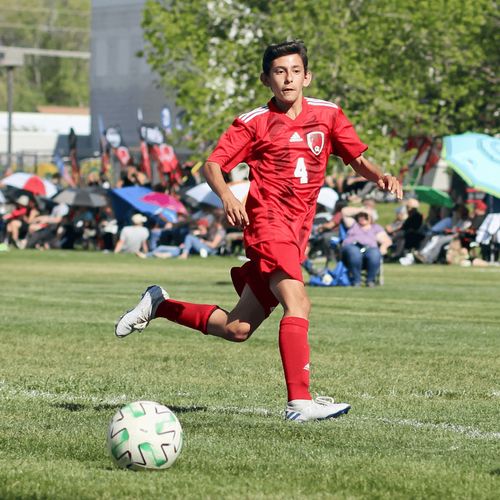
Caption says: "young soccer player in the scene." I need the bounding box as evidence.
[115,40,403,422]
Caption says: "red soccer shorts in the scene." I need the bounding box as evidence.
[230,241,304,317]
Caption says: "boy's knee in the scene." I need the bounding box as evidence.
[227,322,253,342]
[285,295,311,319]
[300,296,312,317]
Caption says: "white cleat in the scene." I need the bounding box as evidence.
[115,285,169,338]
[285,396,351,422]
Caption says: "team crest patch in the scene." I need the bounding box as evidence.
[306,131,325,156]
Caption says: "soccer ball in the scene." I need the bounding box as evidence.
[107,400,183,471]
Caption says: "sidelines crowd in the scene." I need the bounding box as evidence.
[1,170,499,285]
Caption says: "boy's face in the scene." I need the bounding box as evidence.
[260,53,311,106]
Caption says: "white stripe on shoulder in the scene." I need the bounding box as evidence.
[306,97,339,109]
[239,105,269,123]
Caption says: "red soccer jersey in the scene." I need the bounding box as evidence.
[207,97,367,255]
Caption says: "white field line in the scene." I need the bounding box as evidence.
[356,416,500,440]
[1,383,498,441]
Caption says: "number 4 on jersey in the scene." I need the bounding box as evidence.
[294,157,308,184]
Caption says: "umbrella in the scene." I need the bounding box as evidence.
[53,188,108,208]
[413,185,454,208]
[316,187,339,211]
[185,181,250,208]
[139,191,187,215]
[0,172,58,198]
[111,186,178,223]
[442,133,500,197]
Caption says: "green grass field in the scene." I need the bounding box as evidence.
[1,250,499,499]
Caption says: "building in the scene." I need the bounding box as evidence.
[90,0,176,153]
[0,107,91,172]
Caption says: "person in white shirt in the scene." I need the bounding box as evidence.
[114,213,149,255]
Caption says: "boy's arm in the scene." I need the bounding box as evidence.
[349,155,403,200]
[203,161,249,228]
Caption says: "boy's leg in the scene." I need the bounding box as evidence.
[270,269,351,421]
[115,283,266,342]
[205,284,267,341]
[270,270,311,401]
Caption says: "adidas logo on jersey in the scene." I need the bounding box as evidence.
[289,132,303,143]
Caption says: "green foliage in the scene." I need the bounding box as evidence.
[0,0,90,111]
[0,250,499,498]
[142,0,499,171]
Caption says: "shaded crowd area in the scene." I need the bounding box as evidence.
[1,161,498,289]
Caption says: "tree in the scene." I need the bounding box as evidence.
[0,0,90,111]
[142,0,498,171]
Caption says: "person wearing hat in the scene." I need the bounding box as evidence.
[341,206,392,286]
[2,195,39,249]
[453,199,488,255]
[114,213,149,255]
[178,212,227,259]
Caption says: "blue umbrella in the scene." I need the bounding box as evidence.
[442,133,500,197]
[111,186,178,225]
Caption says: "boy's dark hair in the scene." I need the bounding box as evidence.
[262,40,308,75]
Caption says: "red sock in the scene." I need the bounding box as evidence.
[155,299,218,334]
[279,316,311,401]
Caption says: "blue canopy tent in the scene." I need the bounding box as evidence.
[442,133,500,198]
[111,186,178,226]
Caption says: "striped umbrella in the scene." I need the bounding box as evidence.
[1,172,58,198]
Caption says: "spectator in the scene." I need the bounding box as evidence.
[51,172,63,193]
[181,161,203,188]
[86,171,101,187]
[390,198,424,260]
[444,200,489,265]
[474,212,500,263]
[402,204,470,265]
[341,206,392,287]
[97,205,119,252]
[341,172,370,199]
[117,165,148,188]
[155,212,191,248]
[178,212,227,259]
[25,202,70,249]
[114,213,149,255]
[68,207,98,250]
[3,195,40,249]
[424,205,444,228]
[386,204,408,234]
[308,200,348,269]
[425,205,455,235]
[361,198,379,221]
[445,238,470,266]
[459,200,488,249]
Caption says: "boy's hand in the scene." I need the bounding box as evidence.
[203,161,249,228]
[222,193,249,228]
[349,156,404,200]
[377,174,404,200]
